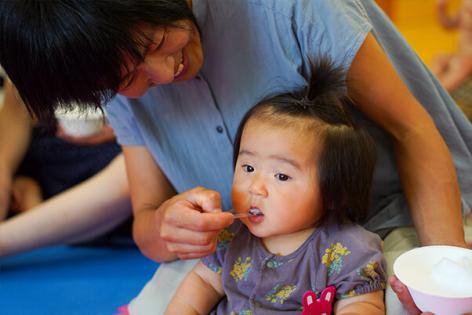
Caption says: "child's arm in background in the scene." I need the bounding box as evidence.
[333,291,384,315]
[165,261,224,315]
[437,0,460,29]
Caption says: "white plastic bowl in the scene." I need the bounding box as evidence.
[394,245,472,314]
[55,106,104,137]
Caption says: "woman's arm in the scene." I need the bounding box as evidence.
[347,33,465,247]
[334,291,384,315]
[0,154,131,257]
[165,261,224,315]
[122,146,234,262]
[0,79,32,219]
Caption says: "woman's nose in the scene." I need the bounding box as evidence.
[141,54,175,85]
[249,176,268,197]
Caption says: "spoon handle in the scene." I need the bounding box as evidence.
[232,212,251,219]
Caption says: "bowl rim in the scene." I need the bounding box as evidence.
[393,245,472,299]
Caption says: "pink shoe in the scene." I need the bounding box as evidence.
[115,305,129,315]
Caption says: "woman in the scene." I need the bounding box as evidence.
[1,1,470,314]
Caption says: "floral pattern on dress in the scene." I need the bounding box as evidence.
[341,261,385,298]
[230,256,252,282]
[207,262,222,274]
[217,228,236,250]
[341,289,358,298]
[264,284,297,304]
[359,261,386,288]
[321,242,351,276]
[230,310,252,315]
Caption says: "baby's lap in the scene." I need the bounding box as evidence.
[129,227,472,314]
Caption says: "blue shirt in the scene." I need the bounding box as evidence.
[106,0,472,233]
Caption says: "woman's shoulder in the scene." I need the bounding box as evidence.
[197,0,368,23]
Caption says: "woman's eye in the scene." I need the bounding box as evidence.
[147,42,159,52]
[147,30,167,53]
[242,164,254,173]
[275,173,290,181]
[121,70,137,87]
[156,30,167,50]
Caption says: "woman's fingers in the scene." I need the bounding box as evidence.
[389,275,429,315]
[163,206,234,231]
[157,186,235,259]
[180,186,223,213]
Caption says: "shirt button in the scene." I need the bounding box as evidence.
[216,125,224,133]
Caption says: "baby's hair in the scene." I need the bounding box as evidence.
[233,58,376,224]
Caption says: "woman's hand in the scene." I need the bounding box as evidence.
[389,275,434,315]
[157,187,234,260]
[123,146,234,262]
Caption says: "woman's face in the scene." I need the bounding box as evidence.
[232,116,323,241]
[118,20,203,97]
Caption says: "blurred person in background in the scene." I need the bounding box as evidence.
[431,0,472,120]
[0,78,132,256]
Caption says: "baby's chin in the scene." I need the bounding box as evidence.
[244,220,268,239]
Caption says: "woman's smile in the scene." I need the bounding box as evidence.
[118,20,203,97]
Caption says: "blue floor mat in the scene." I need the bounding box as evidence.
[0,245,159,315]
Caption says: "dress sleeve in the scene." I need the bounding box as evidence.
[201,222,242,275]
[321,227,386,299]
[104,95,145,146]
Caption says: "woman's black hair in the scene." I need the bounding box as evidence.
[0,0,197,122]
[233,58,376,224]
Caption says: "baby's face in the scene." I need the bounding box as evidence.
[232,117,322,240]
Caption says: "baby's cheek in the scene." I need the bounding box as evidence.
[231,187,247,212]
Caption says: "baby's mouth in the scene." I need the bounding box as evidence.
[249,208,264,217]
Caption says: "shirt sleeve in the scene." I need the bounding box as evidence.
[104,95,145,146]
[201,222,242,275]
[322,226,386,299]
[294,0,372,77]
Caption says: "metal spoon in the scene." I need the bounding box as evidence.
[230,209,263,220]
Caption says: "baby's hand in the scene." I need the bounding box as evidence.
[437,0,460,29]
[437,0,448,8]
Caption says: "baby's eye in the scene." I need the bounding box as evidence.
[242,164,254,173]
[275,173,291,181]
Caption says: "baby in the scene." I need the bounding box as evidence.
[165,59,386,314]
